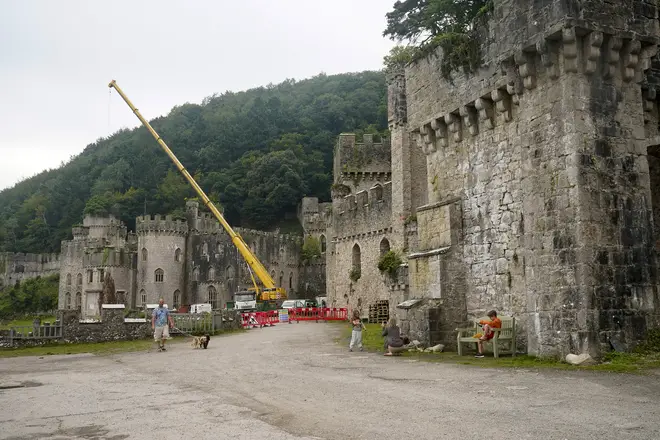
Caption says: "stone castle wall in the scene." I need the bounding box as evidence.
[398,0,660,356]
[0,252,60,291]
[55,201,312,314]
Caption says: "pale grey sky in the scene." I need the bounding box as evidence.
[0,0,395,190]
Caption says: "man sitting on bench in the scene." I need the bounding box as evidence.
[475,310,502,358]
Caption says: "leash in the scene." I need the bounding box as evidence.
[172,326,197,338]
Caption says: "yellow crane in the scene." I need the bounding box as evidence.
[108,80,286,307]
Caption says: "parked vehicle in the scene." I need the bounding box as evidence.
[189,303,212,314]
[280,299,306,309]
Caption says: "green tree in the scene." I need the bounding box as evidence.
[383,0,492,77]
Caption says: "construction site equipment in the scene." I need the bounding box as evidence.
[108,80,286,305]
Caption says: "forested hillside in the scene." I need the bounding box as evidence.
[0,71,387,254]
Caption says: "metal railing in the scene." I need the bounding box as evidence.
[170,313,213,334]
[7,323,63,342]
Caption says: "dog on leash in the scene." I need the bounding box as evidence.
[191,334,211,349]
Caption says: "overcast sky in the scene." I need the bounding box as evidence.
[0,0,395,191]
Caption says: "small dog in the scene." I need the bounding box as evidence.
[191,334,211,349]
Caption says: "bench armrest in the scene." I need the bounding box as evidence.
[455,327,475,332]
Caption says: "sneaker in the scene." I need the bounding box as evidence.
[475,353,485,358]
[359,347,363,352]
[160,347,166,352]
[349,348,353,352]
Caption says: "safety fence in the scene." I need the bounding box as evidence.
[240,308,347,329]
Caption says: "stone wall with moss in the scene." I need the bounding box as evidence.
[401,0,660,357]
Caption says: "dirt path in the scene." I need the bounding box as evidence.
[1,322,659,440]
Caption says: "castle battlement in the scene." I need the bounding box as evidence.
[1,252,60,263]
[234,227,302,245]
[72,226,89,240]
[334,181,392,235]
[136,215,188,236]
[83,247,133,268]
[333,133,391,178]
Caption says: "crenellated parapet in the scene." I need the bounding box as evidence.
[333,133,391,181]
[334,181,392,236]
[136,215,189,236]
[234,227,303,246]
[412,22,658,154]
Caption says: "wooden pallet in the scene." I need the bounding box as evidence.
[368,300,390,324]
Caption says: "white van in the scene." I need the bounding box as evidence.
[189,303,212,314]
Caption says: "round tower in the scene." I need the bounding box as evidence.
[136,214,188,310]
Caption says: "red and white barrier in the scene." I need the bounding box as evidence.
[242,307,347,328]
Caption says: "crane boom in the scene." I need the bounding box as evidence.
[108,80,284,301]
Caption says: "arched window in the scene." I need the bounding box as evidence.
[320,235,327,253]
[193,267,200,282]
[173,290,181,309]
[380,238,391,256]
[226,266,235,280]
[352,243,361,273]
[141,248,148,261]
[75,292,82,311]
[65,292,71,309]
[155,269,164,283]
[208,286,218,309]
[279,271,284,287]
[175,248,182,262]
[66,274,72,286]
[202,242,208,256]
[140,289,147,305]
[289,272,294,290]
[76,273,82,286]
[208,267,216,281]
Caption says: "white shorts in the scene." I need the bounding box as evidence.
[154,326,170,341]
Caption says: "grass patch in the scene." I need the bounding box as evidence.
[338,324,660,374]
[0,328,245,358]
[0,316,57,330]
[0,338,176,358]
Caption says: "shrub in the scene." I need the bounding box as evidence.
[378,251,402,278]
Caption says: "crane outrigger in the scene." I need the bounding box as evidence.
[108,80,286,310]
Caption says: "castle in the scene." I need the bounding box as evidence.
[302,0,660,357]
[55,200,323,317]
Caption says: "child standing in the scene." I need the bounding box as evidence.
[349,310,366,352]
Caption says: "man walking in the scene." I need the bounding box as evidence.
[152,298,174,352]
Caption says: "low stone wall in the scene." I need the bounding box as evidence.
[60,308,151,343]
[2,306,243,348]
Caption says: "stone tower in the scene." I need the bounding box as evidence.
[59,215,136,317]
[396,0,660,357]
[136,215,188,309]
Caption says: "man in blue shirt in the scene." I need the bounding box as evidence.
[152,298,174,352]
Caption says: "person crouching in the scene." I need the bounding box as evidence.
[381,317,405,356]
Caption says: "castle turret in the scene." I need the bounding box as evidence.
[136,215,188,309]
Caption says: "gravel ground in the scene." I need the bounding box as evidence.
[0,322,659,440]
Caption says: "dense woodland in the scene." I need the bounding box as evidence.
[0,275,59,320]
[0,72,387,254]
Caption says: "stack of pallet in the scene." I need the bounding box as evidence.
[368,300,389,324]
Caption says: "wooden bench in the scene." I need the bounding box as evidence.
[455,316,516,358]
